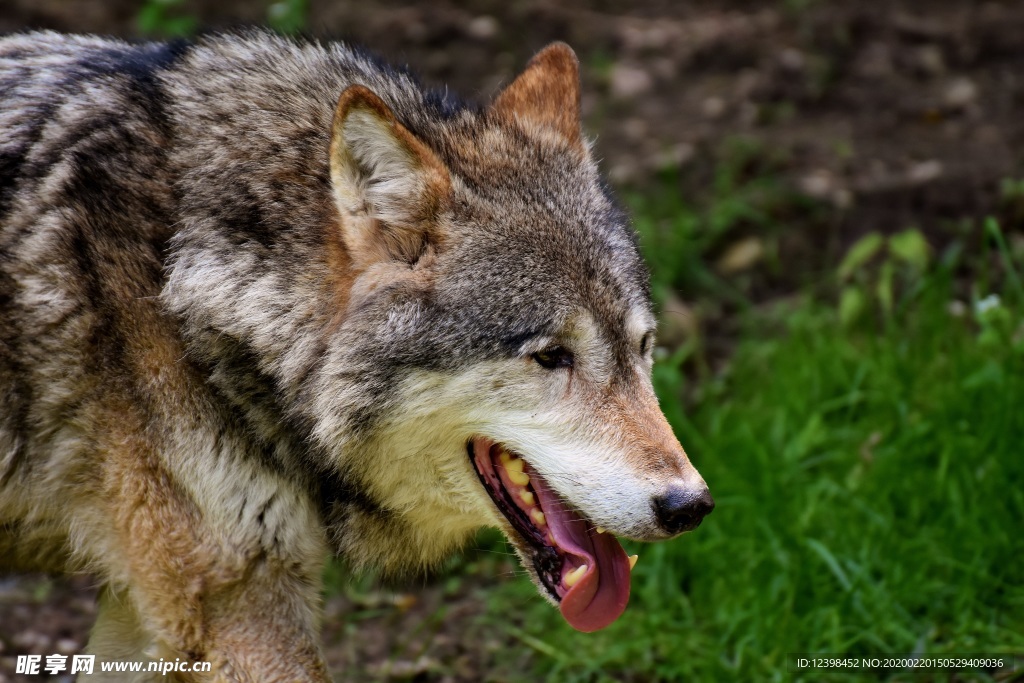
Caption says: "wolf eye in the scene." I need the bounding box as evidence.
[639,332,653,355]
[532,346,573,369]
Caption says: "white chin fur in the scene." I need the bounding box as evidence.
[354,362,665,554]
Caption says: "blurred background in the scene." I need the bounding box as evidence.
[1,1,1022,681]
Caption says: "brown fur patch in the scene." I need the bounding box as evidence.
[98,404,210,655]
[491,42,583,149]
[323,219,358,326]
[596,382,693,478]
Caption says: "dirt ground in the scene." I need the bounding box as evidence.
[2,1,1023,681]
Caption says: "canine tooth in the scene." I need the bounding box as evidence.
[519,490,535,506]
[628,554,638,570]
[530,509,546,527]
[596,526,606,534]
[504,457,524,473]
[499,450,513,464]
[507,469,530,486]
[563,564,587,588]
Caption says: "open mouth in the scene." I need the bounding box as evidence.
[468,437,634,632]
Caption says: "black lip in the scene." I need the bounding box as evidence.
[466,440,563,600]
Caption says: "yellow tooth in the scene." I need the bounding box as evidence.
[628,554,638,570]
[504,457,524,473]
[508,469,530,486]
[519,490,535,506]
[499,450,513,464]
[596,526,606,534]
[563,564,588,588]
[530,509,546,527]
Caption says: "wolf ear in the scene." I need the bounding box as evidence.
[329,85,451,267]
[491,42,583,148]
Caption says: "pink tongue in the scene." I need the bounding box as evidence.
[530,475,631,632]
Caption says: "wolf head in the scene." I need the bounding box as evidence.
[165,37,711,633]
[317,44,713,631]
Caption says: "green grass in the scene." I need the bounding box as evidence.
[630,140,814,308]
[478,267,1024,681]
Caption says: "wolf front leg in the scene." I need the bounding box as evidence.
[194,561,332,683]
[87,572,330,683]
[82,427,331,682]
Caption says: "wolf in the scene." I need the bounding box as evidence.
[0,30,713,681]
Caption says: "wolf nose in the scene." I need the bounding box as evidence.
[653,486,715,535]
